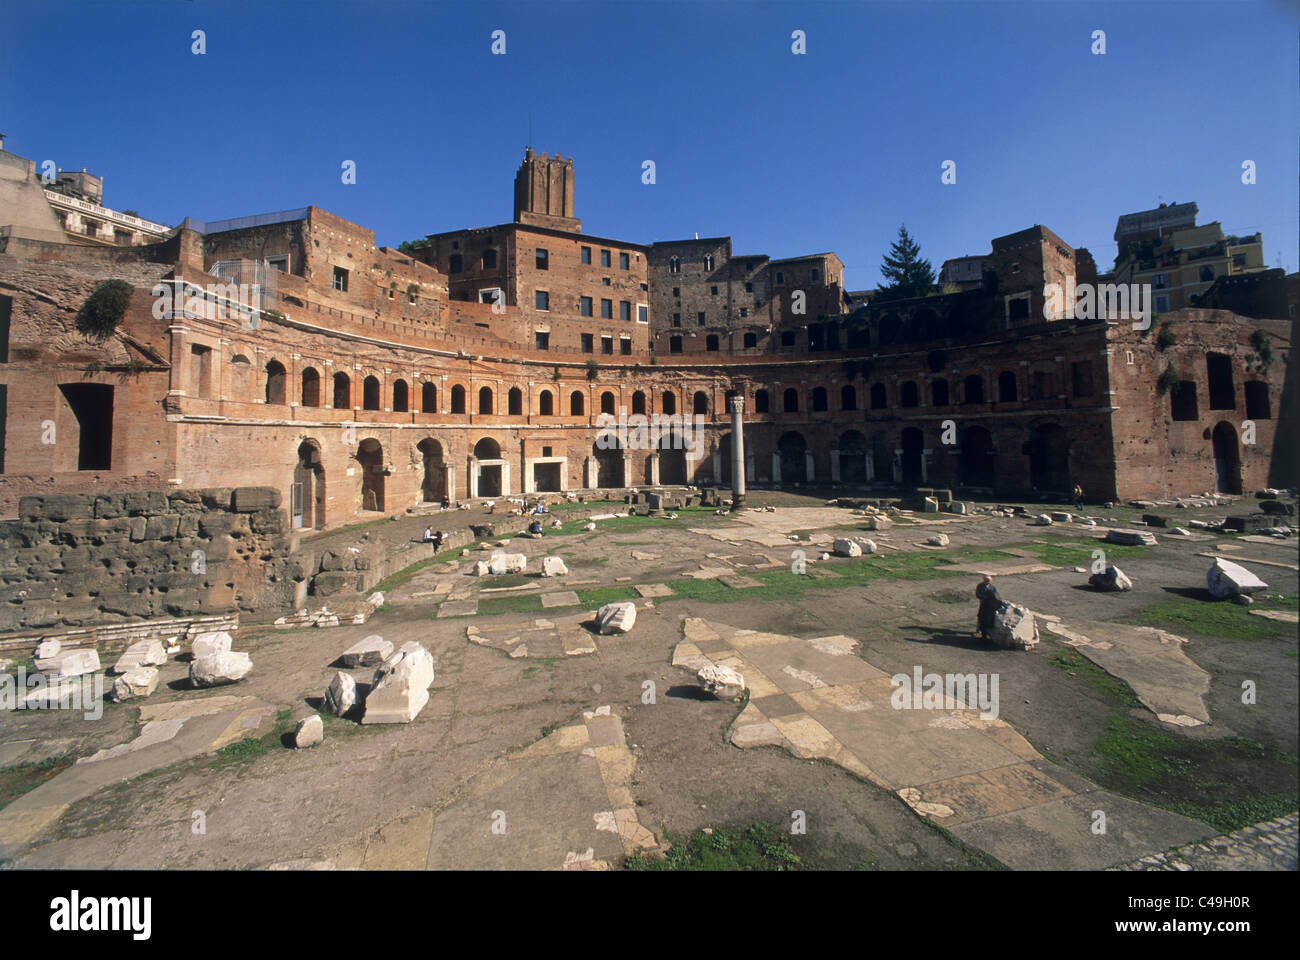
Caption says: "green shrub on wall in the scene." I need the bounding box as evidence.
[78,279,133,337]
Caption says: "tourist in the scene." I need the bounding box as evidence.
[975,574,1002,642]
[440,494,450,510]
[1072,483,1084,512]
[531,501,547,515]
[432,530,444,551]
[422,526,434,543]
[529,519,543,536]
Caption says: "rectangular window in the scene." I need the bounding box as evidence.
[620,301,631,322]
[0,294,10,363]
[697,312,705,326]
[670,336,682,354]
[580,296,593,317]
[581,333,594,353]
[483,249,497,269]
[775,272,784,285]
[449,254,462,273]
[536,248,548,270]
[601,336,613,355]
[535,290,549,311]
[601,299,613,319]
[266,255,288,273]
[637,305,648,324]
[332,267,348,292]
[619,252,629,270]
[745,282,753,292]
[673,287,680,297]
[743,332,757,348]
[600,249,611,268]
[711,285,718,295]
[602,277,611,286]
[1153,273,1168,289]
[673,313,681,326]
[620,337,632,355]
[1155,294,1170,312]
[1071,360,1094,397]
[581,246,592,265]
[534,331,550,350]
[812,268,820,281]
[740,307,748,318]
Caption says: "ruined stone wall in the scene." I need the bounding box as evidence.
[1108,310,1294,498]
[0,487,302,634]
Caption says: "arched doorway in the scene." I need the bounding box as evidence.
[417,438,446,503]
[839,430,866,484]
[959,426,995,489]
[778,431,807,484]
[1212,422,1242,494]
[900,428,924,487]
[1029,423,1069,493]
[292,440,325,529]
[473,436,503,497]
[357,439,385,512]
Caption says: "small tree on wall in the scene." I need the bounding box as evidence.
[78,279,133,337]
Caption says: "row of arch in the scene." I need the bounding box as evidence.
[257,359,1037,419]
[258,360,715,417]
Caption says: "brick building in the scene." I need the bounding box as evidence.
[0,146,1294,530]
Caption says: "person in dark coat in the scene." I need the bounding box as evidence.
[975,574,1002,640]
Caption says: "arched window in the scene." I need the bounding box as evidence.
[230,354,252,398]
[450,384,466,414]
[693,391,709,415]
[300,367,320,407]
[362,375,380,411]
[783,388,799,412]
[478,386,494,414]
[963,375,984,404]
[755,389,770,413]
[393,379,409,412]
[570,390,585,415]
[931,378,949,406]
[265,360,286,405]
[632,391,647,415]
[841,384,857,410]
[812,386,828,412]
[870,383,886,409]
[333,372,351,409]
[538,390,554,416]
[998,371,1017,403]
[661,391,677,415]
[900,381,918,407]
[601,391,616,415]
[508,387,523,415]
[421,381,437,413]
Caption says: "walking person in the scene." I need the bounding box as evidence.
[1072,483,1084,513]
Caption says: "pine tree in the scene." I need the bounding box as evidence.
[878,224,935,301]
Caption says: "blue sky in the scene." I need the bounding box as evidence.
[3,0,1296,288]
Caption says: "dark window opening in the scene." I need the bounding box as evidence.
[963,375,984,404]
[870,383,886,409]
[265,360,286,405]
[743,333,757,348]
[59,383,113,470]
[332,267,348,292]
[998,371,1017,402]
[931,378,949,406]
[1171,382,1199,421]
[536,248,548,270]
[670,336,682,354]
[451,385,466,414]
[900,381,919,407]
[478,386,493,414]
[1207,353,1235,409]
[1245,381,1270,419]
[362,375,380,410]
[706,335,719,351]
[783,388,799,412]
[755,389,770,413]
[508,387,523,415]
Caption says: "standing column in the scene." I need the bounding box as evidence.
[729,396,746,511]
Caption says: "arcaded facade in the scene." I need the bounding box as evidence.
[0,148,1294,528]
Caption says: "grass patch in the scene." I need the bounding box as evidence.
[574,585,639,607]
[1088,714,1298,832]
[1132,595,1295,641]
[1018,537,1151,568]
[625,822,800,870]
[207,709,294,768]
[368,546,462,596]
[0,755,74,811]
[1048,647,1141,706]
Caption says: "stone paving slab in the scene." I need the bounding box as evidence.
[672,617,1220,870]
[1045,620,1211,726]
[540,591,580,609]
[634,583,673,598]
[436,599,478,618]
